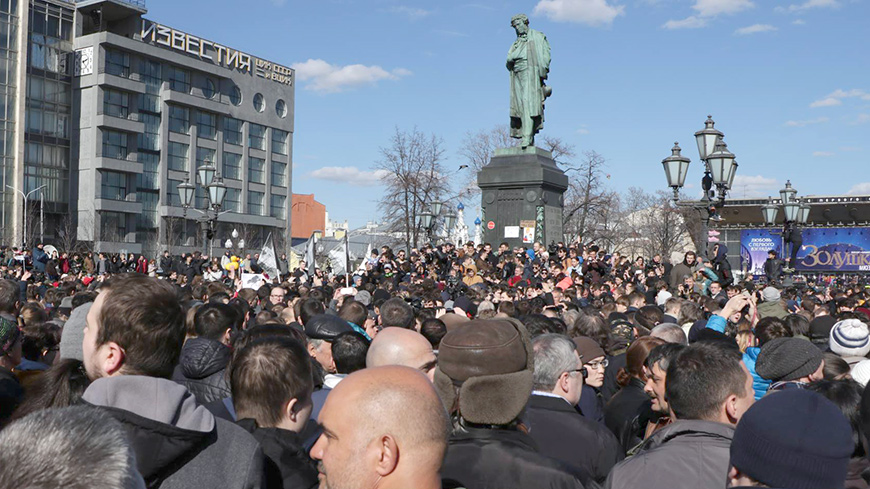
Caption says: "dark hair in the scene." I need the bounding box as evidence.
[71,291,98,310]
[571,313,612,353]
[755,317,792,346]
[822,352,851,381]
[677,301,704,326]
[10,359,91,421]
[208,292,231,304]
[299,298,325,325]
[635,305,664,331]
[194,303,238,341]
[380,297,415,329]
[617,336,665,387]
[666,342,747,421]
[331,331,369,374]
[0,279,18,314]
[230,336,313,428]
[97,275,185,378]
[645,342,686,373]
[420,317,446,349]
[521,314,556,337]
[784,314,810,337]
[21,323,60,362]
[808,379,864,456]
[255,309,278,325]
[498,301,516,317]
[338,300,367,328]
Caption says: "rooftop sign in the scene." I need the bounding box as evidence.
[140,19,292,86]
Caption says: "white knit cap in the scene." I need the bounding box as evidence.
[656,290,673,307]
[829,319,870,358]
[851,359,870,387]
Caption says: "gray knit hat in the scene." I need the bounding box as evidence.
[756,337,823,382]
[59,302,92,361]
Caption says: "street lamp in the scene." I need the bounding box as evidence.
[6,184,46,248]
[176,159,227,256]
[661,116,738,259]
[761,180,811,277]
[419,201,458,244]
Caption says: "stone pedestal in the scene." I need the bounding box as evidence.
[477,146,568,249]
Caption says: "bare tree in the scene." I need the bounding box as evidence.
[457,125,515,200]
[562,150,611,244]
[375,127,449,251]
[619,187,690,259]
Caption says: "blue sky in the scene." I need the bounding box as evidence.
[147,0,869,229]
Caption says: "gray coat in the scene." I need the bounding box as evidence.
[605,419,734,489]
[83,375,264,489]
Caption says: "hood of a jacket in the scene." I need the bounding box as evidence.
[82,376,216,482]
[714,244,729,262]
[179,337,231,380]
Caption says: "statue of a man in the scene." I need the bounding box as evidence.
[507,14,551,148]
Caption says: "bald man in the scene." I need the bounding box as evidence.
[310,366,449,489]
[366,327,437,381]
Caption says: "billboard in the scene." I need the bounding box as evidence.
[741,228,870,274]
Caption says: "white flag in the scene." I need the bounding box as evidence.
[357,242,371,272]
[260,232,280,279]
[327,236,349,276]
[305,232,317,276]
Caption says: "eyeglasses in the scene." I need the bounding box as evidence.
[586,359,609,370]
[568,368,588,380]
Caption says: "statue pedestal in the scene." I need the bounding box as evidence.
[477,146,568,249]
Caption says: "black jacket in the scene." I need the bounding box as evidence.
[604,377,651,453]
[0,366,22,427]
[172,338,232,405]
[441,424,588,489]
[237,419,319,489]
[524,394,624,484]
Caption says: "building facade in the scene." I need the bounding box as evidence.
[0,0,294,255]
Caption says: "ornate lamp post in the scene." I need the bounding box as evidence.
[419,200,458,244]
[761,180,810,277]
[661,116,738,259]
[177,159,227,256]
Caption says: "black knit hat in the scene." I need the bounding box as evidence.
[730,389,852,489]
[756,337,823,382]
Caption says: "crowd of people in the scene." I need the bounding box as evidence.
[0,238,869,489]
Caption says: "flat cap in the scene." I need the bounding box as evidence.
[304,314,354,341]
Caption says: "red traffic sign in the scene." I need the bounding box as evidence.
[487,221,495,230]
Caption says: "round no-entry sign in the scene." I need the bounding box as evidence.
[487,221,495,230]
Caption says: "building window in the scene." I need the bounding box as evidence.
[223,117,243,146]
[196,147,216,171]
[137,191,159,230]
[272,129,288,155]
[248,190,264,216]
[101,170,127,201]
[168,105,189,134]
[138,113,160,152]
[271,161,286,186]
[197,110,216,140]
[253,93,265,112]
[167,179,182,206]
[100,212,128,242]
[276,99,287,118]
[224,188,241,212]
[137,152,159,190]
[249,123,266,150]
[102,130,128,160]
[103,89,128,119]
[105,49,130,77]
[203,78,216,99]
[167,141,189,171]
[271,194,286,219]
[223,152,241,180]
[168,65,190,93]
[230,86,242,106]
[248,156,265,184]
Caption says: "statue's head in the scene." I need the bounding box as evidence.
[511,14,529,34]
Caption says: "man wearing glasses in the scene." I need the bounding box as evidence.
[524,334,623,485]
[269,287,286,306]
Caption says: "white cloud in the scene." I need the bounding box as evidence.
[576,128,590,135]
[693,0,754,16]
[777,0,838,13]
[847,183,870,195]
[792,19,806,24]
[810,88,870,108]
[664,0,752,29]
[855,114,870,124]
[734,23,777,35]
[533,0,626,27]
[387,6,432,20]
[291,59,412,93]
[812,151,835,157]
[309,167,391,186]
[663,15,707,28]
[784,116,828,127]
[729,175,779,198]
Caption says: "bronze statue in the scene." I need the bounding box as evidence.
[507,14,551,148]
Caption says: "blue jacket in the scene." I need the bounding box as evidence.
[742,347,770,400]
[706,316,769,400]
